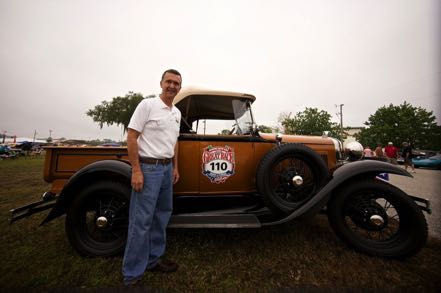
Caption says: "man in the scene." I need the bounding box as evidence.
[122,69,182,286]
[402,142,416,173]
[384,142,398,164]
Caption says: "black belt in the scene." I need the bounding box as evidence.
[139,157,172,165]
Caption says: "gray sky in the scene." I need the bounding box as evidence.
[1,0,440,141]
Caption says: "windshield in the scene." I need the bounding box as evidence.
[232,99,254,135]
[186,98,255,135]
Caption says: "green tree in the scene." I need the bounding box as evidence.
[220,129,230,135]
[354,101,441,150]
[220,125,274,134]
[86,92,154,133]
[280,108,343,140]
[257,124,274,133]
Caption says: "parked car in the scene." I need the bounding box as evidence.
[10,87,431,259]
[413,154,441,169]
[0,144,19,159]
[397,150,429,165]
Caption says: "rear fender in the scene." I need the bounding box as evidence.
[41,160,131,224]
[263,160,412,226]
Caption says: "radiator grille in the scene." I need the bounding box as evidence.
[320,154,328,167]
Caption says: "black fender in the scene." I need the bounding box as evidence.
[262,160,412,226]
[41,160,132,225]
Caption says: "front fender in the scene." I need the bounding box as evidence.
[41,160,132,224]
[332,159,412,180]
[263,160,412,226]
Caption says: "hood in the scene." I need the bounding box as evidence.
[259,132,334,145]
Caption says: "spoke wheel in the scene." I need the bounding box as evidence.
[257,143,329,216]
[66,181,130,257]
[327,179,428,259]
[271,156,317,203]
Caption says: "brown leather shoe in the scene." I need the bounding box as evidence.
[149,259,178,273]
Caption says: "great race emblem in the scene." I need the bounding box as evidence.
[202,145,235,184]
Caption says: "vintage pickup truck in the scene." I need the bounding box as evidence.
[11,87,431,259]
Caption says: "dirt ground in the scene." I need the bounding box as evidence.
[389,166,441,238]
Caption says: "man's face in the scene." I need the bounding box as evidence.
[160,72,182,99]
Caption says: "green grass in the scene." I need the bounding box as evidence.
[1,158,440,291]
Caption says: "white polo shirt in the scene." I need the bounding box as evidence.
[128,97,181,159]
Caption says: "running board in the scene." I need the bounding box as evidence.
[168,214,262,228]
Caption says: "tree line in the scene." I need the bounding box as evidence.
[87,92,441,151]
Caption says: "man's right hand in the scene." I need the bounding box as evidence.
[127,128,143,192]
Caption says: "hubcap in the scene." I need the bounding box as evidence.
[292,175,303,186]
[370,215,384,227]
[96,216,108,229]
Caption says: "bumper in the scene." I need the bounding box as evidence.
[409,195,432,214]
[9,192,56,224]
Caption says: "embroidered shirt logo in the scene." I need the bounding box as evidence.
[202,145,235,184]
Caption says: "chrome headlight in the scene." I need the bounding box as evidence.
[344,141,364,161]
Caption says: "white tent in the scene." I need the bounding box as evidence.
[3,137,48,144]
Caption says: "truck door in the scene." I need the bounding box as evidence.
[173,135,200,195]
[198,135,255,194]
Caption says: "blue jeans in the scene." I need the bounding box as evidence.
[122,162,173,284]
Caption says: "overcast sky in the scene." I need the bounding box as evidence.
[1,0,440,141]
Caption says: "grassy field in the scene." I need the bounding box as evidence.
[0,158,440,291]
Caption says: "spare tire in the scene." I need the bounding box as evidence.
[256,143,329,216]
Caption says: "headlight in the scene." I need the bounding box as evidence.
[344,141,364,161]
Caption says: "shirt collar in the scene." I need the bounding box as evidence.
[157,96,174,110]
